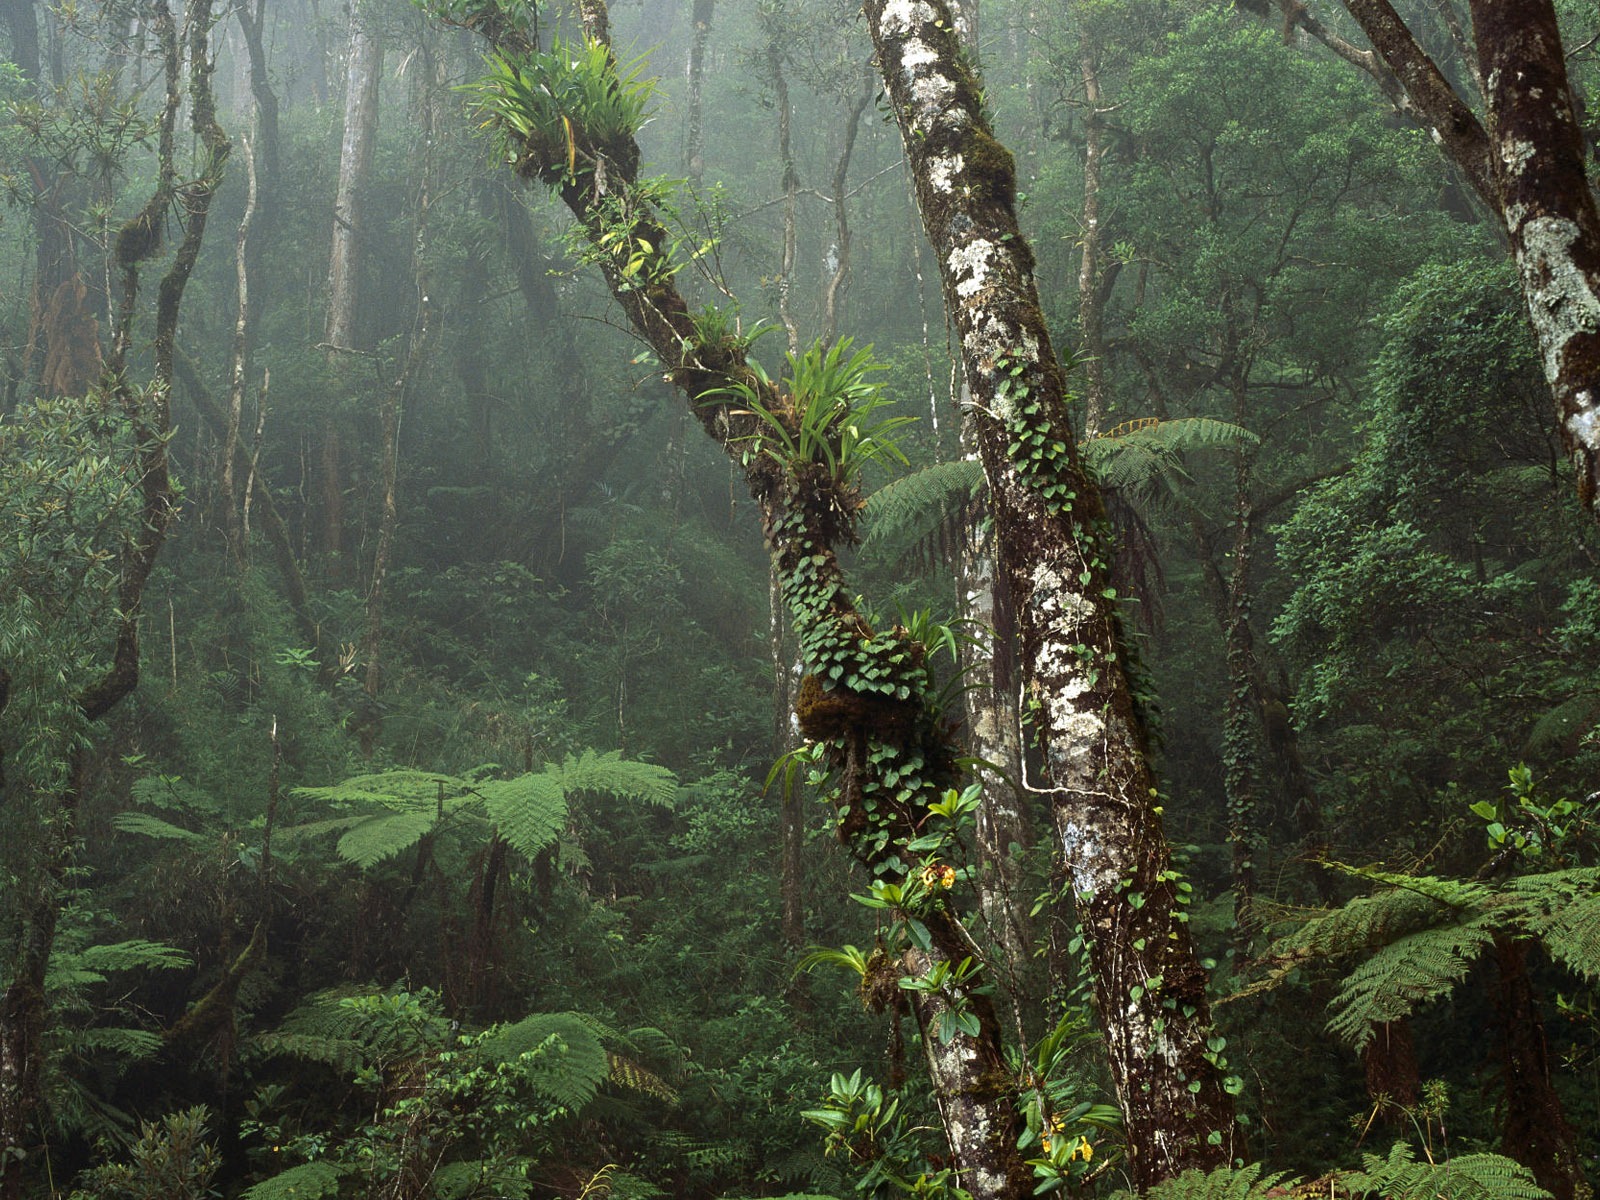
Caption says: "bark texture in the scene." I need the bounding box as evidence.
[1470,0,1600,511]
[862,0,1241,1184]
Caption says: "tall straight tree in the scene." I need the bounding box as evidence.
[860,0,1243,1184]
[325,0,383,351]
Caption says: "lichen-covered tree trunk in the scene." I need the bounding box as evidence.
[1468,0,1600,514]
[862,0,1241,1184]
[1271,0,1600,519]
[953,467,1029,971]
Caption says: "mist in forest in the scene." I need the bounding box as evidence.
[2,0,1599,1197]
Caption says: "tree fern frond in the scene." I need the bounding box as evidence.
[241,1159,348,1200]
[1505,867,1600,981]
[1129,1161,1297,1200]
[557,750,677,808]
[334,808,441,869]
[111,811,205,842]
[1326,916,1496,1048]
[1345,1143,1549,1200]
[861,459,984,557]
[59,1026,163,1062]
[293,770,468,809]
[478,774,567,859]
[1272,875,1490,963]
[1083,417,1257,505]
[48,939,191,993]
[129,774,221,814]
[1522,694,1600,757]
[479,1012,608,1111]
[608,1051,678,1101]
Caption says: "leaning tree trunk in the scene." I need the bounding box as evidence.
[1467,0,1600,515]
[861,0,1242,1185]
[450,4,1031,1191]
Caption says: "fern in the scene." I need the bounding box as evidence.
[334,807,447,869]
[1127,1162,1297,1200]
[48,939,191,990]
[111,811,205,842]
[1273,876,1489,962]
[241,1159,347,1200]
[1084,417,1257,506]
[861,459,984,558]
[294,769,467,808]
[478,1011,609,1111]
[1504,867,1600,981]
[1344,1143,1549,1200]
[556,749,677,808]
[478,772,567,859]
[1326,915,1497,1049]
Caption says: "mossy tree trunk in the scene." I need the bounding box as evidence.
[451,5,1030,1192]
[861,0,1242,1185]
[1268,0,1600,519]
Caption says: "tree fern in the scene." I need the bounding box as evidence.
[334,807,450,870]
[47,939,191,991]
[478,772,567,859]
[1344,1143,1549,1200]
[1274,875,1490,963]
[110,811,206,842]
[1125,1161,1297,1200]
[240,1159,347,1200]
[555,749,677,808]
[1083,417,1258,507]
[1503,867,1600,981]
[477,1011,610,1111]
[861,459,984,561]
[1325,915,1497,1049]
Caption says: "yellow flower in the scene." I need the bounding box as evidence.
[1070,1137,1093,1162]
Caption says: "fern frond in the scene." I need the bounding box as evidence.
[1272,875,1490,963]
[1326,915,1495,1048]
[557,750,677,808]
[293,770,468,809]
[111,811,205,842]
[59,1026,163,1062]
[861,459,984,557]
[1083,417,1256,505]
[335,808,442,869]
[241,1159,348,1200]
[479,1012,609,1112]
[1504,867,1600,982]
[478,773,567,859]
[48,939,191,990]
[1132,1161,1297,1200]
[1522,694,1600,757]
[608,1051,678,1101]
[129,774,221,814]
[1345,1142,1549,1200]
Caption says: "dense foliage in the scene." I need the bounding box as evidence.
[2,0,1598,1197]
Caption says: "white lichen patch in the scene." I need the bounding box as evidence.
[1514,215,1600,385]
[1501,137,1536,178]
[1568,394,1600,451]
[948,238,996,299]
[927,152,964,194]
[878,0,938,35]
[899,37,938,72]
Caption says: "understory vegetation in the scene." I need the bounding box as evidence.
[2,0,1599,1197]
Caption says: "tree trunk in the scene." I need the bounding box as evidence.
[325,0,382,351]
[861,1,1242,1183]
[684,0,713,180]
[1468,0,1600,515]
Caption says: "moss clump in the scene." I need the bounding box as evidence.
[962,126,1015,208]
